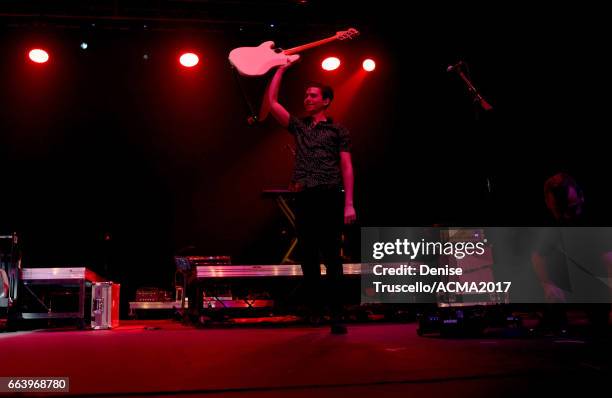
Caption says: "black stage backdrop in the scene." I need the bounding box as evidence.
[0,2,609,309]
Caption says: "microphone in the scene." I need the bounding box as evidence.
[446,60,464,72]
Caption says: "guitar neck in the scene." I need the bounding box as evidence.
[284,36,339,55]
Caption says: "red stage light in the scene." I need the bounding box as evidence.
[28,49,49,64]
[179,53,199,68]
[362,59,376,72]
[322,57,341,71]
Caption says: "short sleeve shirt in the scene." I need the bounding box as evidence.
[287,115,351,189]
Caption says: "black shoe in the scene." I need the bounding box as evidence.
[330,323,347,334]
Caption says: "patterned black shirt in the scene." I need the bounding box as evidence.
[287,115,352,189]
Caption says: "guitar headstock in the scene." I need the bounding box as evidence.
[336,28,360,41]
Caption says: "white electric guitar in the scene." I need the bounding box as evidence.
[229,28,359,77]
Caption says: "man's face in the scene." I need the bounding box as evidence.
[546,186,584,221]
[304,87,329,114]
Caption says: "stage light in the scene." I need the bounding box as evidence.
[363,59,376,72]
[322,57,340,71]
[179,52,199,68]
[80,42,88,50]
[28,49,49,64]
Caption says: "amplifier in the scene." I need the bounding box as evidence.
[135,287,172,302]
[174,255,231,271]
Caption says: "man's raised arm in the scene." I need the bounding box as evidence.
[265,54,300,128]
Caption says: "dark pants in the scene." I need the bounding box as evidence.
[295,186,344,319]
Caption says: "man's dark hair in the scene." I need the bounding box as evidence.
[306,82,334,104]
[544,172,583,210]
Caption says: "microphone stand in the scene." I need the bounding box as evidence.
[449,61,494,223]
[453,63,493,115]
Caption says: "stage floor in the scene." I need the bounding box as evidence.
[2,320,610,397]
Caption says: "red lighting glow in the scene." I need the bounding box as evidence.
[28,49,49,64]
[179,53,199,68]
[322,57,341,71]
[362,59,376,72]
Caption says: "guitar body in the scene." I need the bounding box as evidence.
[229,28,359,121]
[229,41,289,77]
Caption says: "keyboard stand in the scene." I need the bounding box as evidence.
[262,189,298,264]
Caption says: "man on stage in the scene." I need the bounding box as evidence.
[266,55,356,334]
